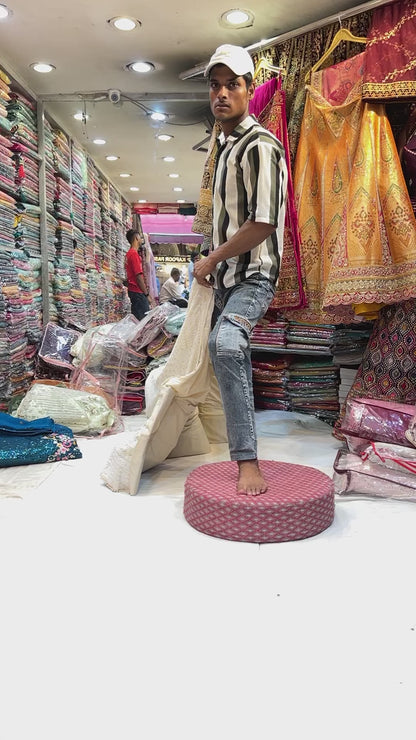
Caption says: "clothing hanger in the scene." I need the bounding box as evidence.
[253,56,286,81]
[306,25,367,81]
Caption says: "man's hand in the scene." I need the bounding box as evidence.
[193,254,215,288]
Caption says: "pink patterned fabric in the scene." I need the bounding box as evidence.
[249,77,278,117]
[184,460,334,543]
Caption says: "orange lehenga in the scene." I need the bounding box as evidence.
[290,51,416,325]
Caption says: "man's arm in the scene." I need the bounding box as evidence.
[193,220,276,285]
[136,272,148,294]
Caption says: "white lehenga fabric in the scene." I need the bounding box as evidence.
[101,281,227,495]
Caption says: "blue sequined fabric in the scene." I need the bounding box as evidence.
[0,412,82,467]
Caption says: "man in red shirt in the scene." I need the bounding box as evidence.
[124,229,150,320]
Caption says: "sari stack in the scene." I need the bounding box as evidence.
[11,144,39,206]
[7,92,37,155]
[84,155,94,235]
[71,139,86,231]
[14,203,41,256]
[0,72,16,261]
[252,356,291,411]
[10,249,42,344]
[286,321,335,353]
[251,307,288,351]
[43,117,56,215]
[286,360,340,424]
[1,251,31,403]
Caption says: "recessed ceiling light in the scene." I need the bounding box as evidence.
[173,187,183,192]
[119,173,131,178]
[163,156,175,162]
[105,155,119,161]
[157,134,173,142]
[74,112,89,121]
[93,138,106,145]
[169,173,179,178]
[127,61,155,74]
[108,16,140,31]
[130,187,140,192]
[30,62,55,74]
[138,199,147,203]
[176,199,185,203]
[0,5,11,20]
[220,8,254,28]
[150,112,166,122]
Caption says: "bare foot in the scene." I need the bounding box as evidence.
[237,460,268,495]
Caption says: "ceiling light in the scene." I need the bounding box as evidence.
[176,199,185,203]
[74,112,89,121]
[163,156,175,162]
[105,155,119,161]
[169,173,179,178]
[130,187,140,192]
[220,8,254,28]
[138,199,147,203]
[30,62,55,74]
[157,134,173,142]
[93,138,106,145]
[108,16,140,31]
[127,61,155,74]
[150,112,166,122]
[119,173,131,178]
[0,5,10,20]
[173,187,183,192]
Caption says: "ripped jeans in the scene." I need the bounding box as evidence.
[209,274,275,461]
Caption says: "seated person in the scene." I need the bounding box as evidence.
[159,268,188,307]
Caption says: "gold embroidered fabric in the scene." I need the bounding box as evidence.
[362,0,416,100]
[290,52,416,325]
[192,122,221,239]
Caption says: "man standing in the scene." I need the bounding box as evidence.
[193,44,287,495]
[125,229,150,321]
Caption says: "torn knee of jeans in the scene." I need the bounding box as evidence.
[226,313,252,334]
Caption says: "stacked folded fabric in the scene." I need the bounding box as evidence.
[252,356,291,410]
[286,321,336,352]
[286,360,340,424]
[251,308,288,350]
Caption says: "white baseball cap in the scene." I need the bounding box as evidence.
[204,44,254,78]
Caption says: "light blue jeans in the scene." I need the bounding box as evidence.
[208,274,275,461]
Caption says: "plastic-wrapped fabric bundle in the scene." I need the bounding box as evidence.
[333,449,416,502]
[340,397,416,447]
[164,309,187,336]
[14,384,115,435]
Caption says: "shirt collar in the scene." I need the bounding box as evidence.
[217,114,258,145]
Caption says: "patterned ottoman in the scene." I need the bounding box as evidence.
[183,460,334,543]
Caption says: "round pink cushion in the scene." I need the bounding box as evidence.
[184,460,334,543]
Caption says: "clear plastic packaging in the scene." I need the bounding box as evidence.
[340,397,416,447]
[14,384,116,435]
[38,322,81,369]
[333,449,416,501]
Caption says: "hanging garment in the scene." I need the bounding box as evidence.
[362,0,416,101]
[290,51,416,324]
[255,78,306,310]
[191,122,221,239]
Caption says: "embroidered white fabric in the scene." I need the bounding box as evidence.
[101,281,224,494]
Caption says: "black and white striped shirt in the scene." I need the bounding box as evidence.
[212,114,287,290]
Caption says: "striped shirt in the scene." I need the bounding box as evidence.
[212,114,287,290]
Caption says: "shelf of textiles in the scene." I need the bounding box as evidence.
[252,353,341,426]
[250,309,373,426]
[0,252,36,411]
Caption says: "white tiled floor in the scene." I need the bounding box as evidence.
[1,410,416,740]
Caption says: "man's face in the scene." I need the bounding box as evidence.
[209,64,254,134]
